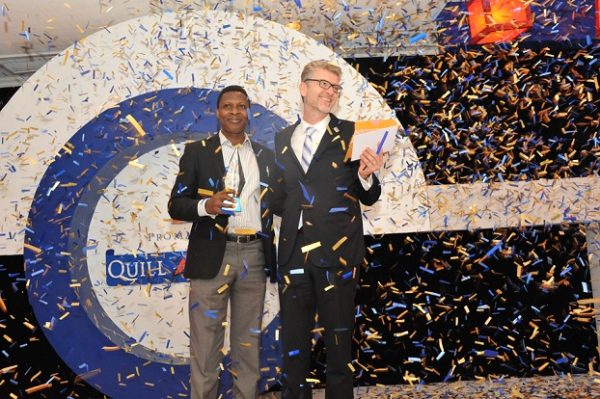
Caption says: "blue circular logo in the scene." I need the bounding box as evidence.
[25,87,286,398]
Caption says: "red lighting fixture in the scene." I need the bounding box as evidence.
[468,0,534,45]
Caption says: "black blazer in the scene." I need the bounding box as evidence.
[274,114,381,268]
[168,134,280,281]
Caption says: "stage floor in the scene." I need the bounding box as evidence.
[261,374,600,398]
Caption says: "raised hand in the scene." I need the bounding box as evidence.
[358,147,384,179]
[205,188,237,214]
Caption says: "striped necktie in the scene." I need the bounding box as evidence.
[301,126,317,172]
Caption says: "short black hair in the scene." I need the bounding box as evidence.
[217,85,250,108]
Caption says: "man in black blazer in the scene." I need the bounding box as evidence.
[168,85,280,399]
[274,61,384,398]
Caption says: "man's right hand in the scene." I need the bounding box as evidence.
[205,189,236,215]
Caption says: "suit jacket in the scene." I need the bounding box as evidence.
[168,134,280,281]
[274,114,381,268]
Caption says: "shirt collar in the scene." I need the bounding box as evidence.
[299,114,330,133]
[218,131,251,148]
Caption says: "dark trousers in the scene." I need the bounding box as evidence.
[278,230,359,399]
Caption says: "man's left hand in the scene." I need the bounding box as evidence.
[358,147,384,179]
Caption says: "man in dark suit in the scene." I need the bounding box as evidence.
[274,61,384,398]
[168,85,279,399]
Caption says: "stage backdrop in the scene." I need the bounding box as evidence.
[0,6,599,399]
[0,9,423,398]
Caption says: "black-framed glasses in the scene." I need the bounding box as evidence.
[303,78,342,94]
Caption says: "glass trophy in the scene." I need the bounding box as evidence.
[222,149,244,212]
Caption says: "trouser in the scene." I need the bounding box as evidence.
[278,229,359,399]
[189,239,266,399]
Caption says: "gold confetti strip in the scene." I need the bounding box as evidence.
[198,188,214,197]
[23,321,35,330]
[125,114,146,136]
[259,187,268,201]
[577,297,600,305]
[1,365,18,374]
[331,236,348,251]
[23,243,42,254]
[25,383,52,394]
[170,143,181,157]
[301,241,321,253]
[128,159,146,169]
[217,284,229,294]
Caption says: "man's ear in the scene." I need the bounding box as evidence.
[299,81,307,97]
[299,82,307,103]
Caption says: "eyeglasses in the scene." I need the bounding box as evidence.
[303,78,342,94]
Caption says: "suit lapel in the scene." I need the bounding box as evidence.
[309,124,334,170]
[250,141,273,232]
[206,134,226,191]
[306,114,341,174]
[281,122,304,174]
[198,134,230,226]
[251,141,267,181]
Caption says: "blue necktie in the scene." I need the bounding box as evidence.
[301,126,317,172]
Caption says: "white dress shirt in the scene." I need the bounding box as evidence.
[197,132,262,234]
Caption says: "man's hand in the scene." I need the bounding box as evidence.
[205,189,237,215]
[358,147,384,179]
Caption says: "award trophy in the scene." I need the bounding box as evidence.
[222,149,244,212]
